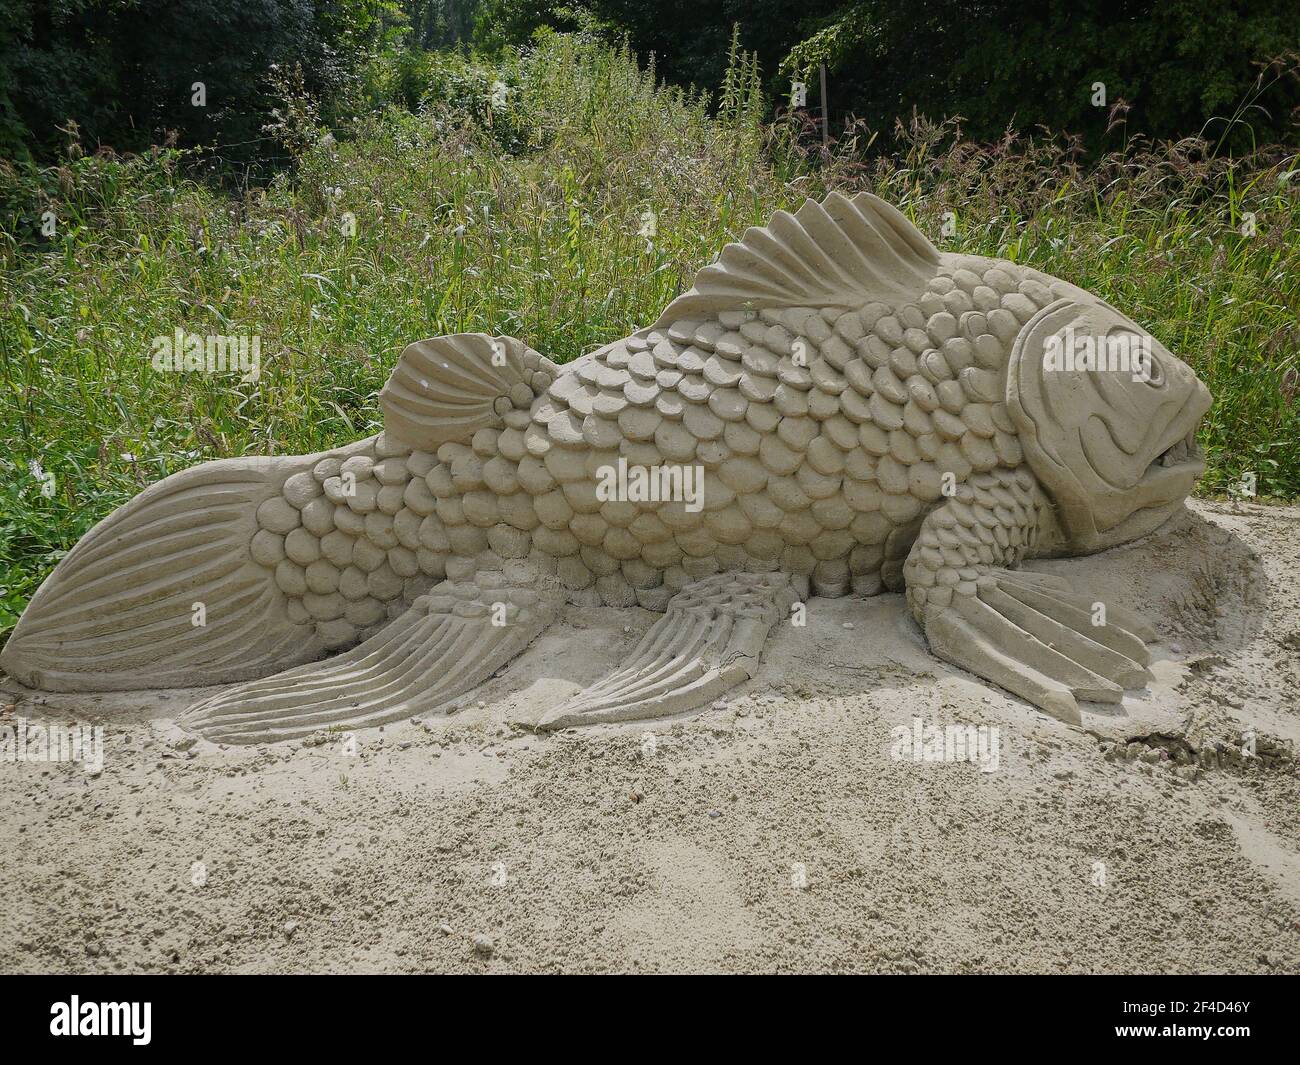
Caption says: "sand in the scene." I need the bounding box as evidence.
[1,499,1296,974]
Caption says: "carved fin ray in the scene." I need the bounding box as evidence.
[379,333,558,450]
[655,192,939,324]
[0,457,324,691]
[536,572,799,730]
[183,585,557,743]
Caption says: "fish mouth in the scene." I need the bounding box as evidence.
[1142,426,1204,486]
[1080,426,1204,550]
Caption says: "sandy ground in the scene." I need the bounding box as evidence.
[1,499,1297,974]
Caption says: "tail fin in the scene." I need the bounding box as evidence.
[1,454,331,692]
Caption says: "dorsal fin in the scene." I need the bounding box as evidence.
[654,192,939,325]
[380,333,558,449]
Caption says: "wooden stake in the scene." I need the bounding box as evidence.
[819,62,829,148]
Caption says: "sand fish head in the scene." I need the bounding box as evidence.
[1006,284,1212,555]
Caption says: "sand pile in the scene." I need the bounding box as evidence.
[1,500,1296,973]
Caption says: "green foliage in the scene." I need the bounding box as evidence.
[362,47,537,153]
[471,1,602,54]
[0,0,397,167]
[781,0,1300,153]
[478,0,1300,153]
[401,1,482,49]
[475,1,833,102]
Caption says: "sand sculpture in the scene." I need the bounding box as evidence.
[1,193,1212,741]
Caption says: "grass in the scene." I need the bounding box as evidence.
[1,31,1298,644]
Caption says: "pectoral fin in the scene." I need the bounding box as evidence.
[184,580,556,743]
[537,571,799,730]
[904,470,1156,723]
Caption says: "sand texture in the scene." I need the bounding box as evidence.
[1,500,1296,974]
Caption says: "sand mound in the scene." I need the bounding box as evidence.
[2,500,1296,973]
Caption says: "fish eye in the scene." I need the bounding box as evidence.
[1142,354,1164,386]
[1108,328,1163,386]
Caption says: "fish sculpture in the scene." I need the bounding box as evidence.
[1,193,1211,741]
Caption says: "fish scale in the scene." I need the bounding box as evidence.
[229,254,1057,655]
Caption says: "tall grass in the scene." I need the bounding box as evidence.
[1,31,1298,642]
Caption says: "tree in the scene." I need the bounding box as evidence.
[474,0,1300,151]
[781,0,1300,150]
[0,0,395,164]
